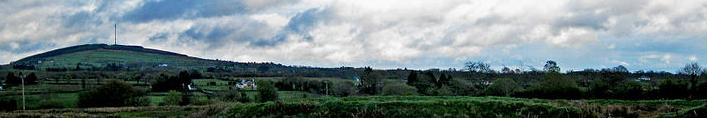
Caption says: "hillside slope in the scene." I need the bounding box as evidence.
[12,44,216,69]
[8,44,357,78]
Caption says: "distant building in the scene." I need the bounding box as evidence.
[636,76,651,81]
[234,79,257,90]
[158,64,169,67]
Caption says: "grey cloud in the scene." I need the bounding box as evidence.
[122,0,245,23]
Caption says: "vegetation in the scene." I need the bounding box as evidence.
[163,90,182,106]
[78,80,149,108]
[4,44,707,117]
[257,80,278,102]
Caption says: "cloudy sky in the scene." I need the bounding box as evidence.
[1,0,707,72]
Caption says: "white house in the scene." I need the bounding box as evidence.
[234,79,257,90]
[637,76,651,81]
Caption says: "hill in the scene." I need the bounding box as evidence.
[11,44,216,69]
[8,44,357,77]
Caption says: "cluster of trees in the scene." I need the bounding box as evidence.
[469,61,707,100]
[274,77,356,97]
[4,72,38,86]
[78,80,149,107]
[150,70,201,92]
[405,71,454,95]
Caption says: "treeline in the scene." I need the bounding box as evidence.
[370,61,707,100]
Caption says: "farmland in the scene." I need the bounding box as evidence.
[2,44,707,118]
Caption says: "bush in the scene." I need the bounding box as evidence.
[219,90,250,103]
[484,78,520,96]
[257,80,278,102]
[163,90,182,106]
[612,80,645,100]
[519,73,581,99]
[657,79,689,99]
[382,82,418,96]
[78,80,150,107]
[38,99,66,109]
[151,71,193,92]
[331,81,355,97]
[588,79,610,99]
[0,98,17,111]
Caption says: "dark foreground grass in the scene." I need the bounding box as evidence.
[1,96,705,118]
[222,96,590,118]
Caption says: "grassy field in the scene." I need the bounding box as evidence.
[2,96,705,117]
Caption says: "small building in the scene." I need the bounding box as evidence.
[636,76,651,81]
[234,79,257,90]
[158,64,169,67]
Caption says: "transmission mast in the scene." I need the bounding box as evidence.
[114,24,117,45]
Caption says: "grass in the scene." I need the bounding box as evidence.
[0,96,704,117]
[0,92,79,110]
[35,49,217,70]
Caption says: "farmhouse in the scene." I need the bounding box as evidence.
[232,79,257,90]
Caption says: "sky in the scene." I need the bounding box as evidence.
[1,0,707,72]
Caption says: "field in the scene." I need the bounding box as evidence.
[1,96,705,117]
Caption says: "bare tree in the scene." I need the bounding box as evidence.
[680,63,702,76]
[465,61,492,73]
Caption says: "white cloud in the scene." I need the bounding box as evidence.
[2,0,707,71]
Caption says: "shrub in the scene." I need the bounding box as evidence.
[484,78,520,96]
[435,85,454,96]
[588,79,610,99]
[163,90,183,106]
[657,79,689,99]
[612,80,645,100]
[78,80,150,107]
[219,90,250,103]
[0,98,17,111]
[382,82,418,96]
[331,81,355,97]
[257,80,278,102]
[38,99,66,109]
[151,72,192,92]
[519,73,581,99]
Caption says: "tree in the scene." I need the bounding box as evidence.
[257,80,278,102]
[544,60,560,73]
[359,67,383,95]
[406,71,418,86]
[331,81,355,97]
[413,71,437,95]
[436,73,451,88]
[78,80,149,107]
[465,61,492,73]
[658,79,689,99]
[588,79,610,99]
[163,90,182,106]
[680,63,702,97]
[24,73,38,85]
[4,72,18,86]
[680,63,703,76]
[485,78,520,97]
[151,72,193,92]
[501,67,513,74]
[520,72,581,99]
